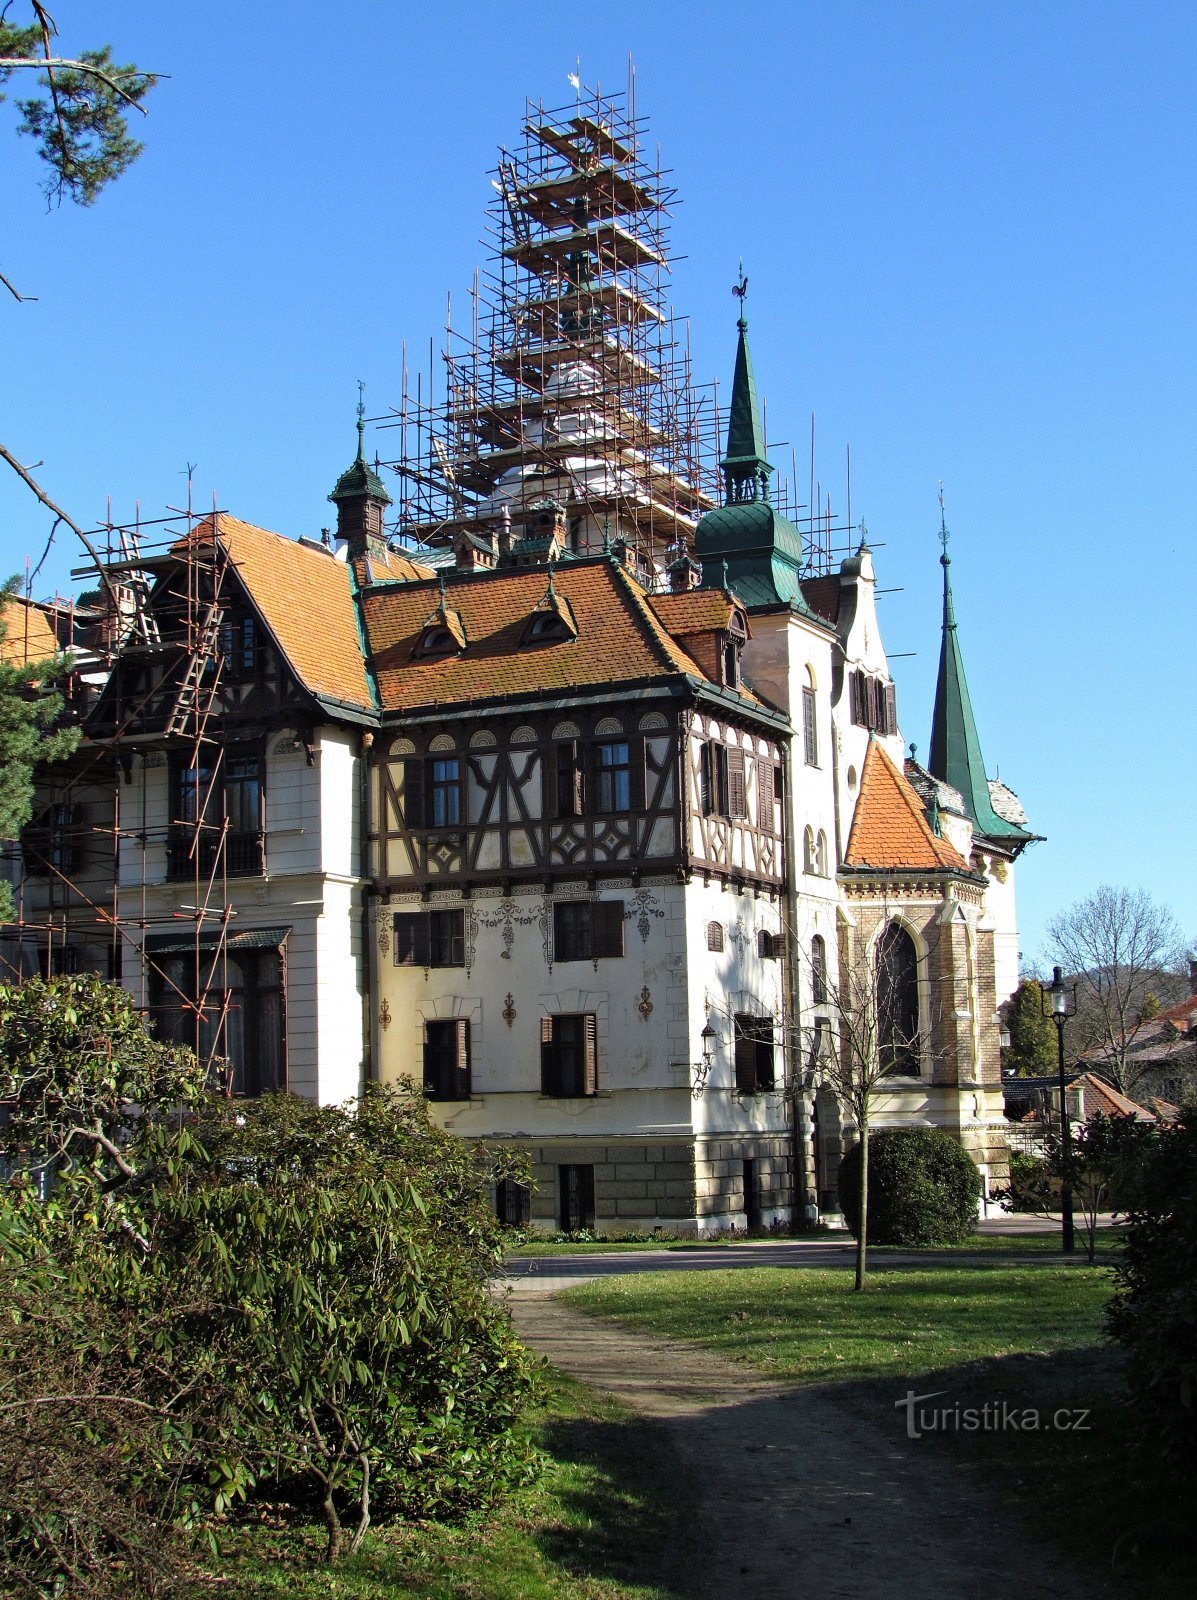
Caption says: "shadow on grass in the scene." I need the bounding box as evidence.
[535,1411,708,1599]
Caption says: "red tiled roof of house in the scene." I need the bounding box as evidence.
[186,515,375,711]
[352,548,434,585]
[361,558,750,715]
[1071,1072,1156,1121]
[646,589,743,636]
[843,738,971,873]
[0,594,61,666]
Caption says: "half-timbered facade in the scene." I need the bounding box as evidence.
[363,552,797,1230]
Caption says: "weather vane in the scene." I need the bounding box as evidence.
[938,480,949,555]
[732,261,748,305]
[357,379,366,427]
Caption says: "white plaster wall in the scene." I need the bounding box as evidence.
[979,856,1021,1005]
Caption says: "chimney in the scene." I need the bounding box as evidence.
[1189,956,1197,996]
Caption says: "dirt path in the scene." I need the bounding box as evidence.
[504,1281,1111,1600]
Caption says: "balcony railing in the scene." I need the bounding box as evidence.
[166,828,264,880]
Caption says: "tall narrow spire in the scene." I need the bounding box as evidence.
[329,385,393,559]
[720,271,774,507]
[928,505,1026,844]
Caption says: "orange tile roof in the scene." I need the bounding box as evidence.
[844,738,971,873]
[352,548,434,584]
[647,589,743,636]
[362,558,739,714]
[0,594,62,666]
[1071,1072,1155,1121]
[189,515,375,711]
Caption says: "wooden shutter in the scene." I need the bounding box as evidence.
[553,741,582,818]
[628,736,646,810]
[393,912,430,966]
[454,1018,470,1099]
[884,682,897,736]
[540,1015,557,1096]
[757,758,774,823]
[727,748,746,818]
[401,758,425,827]
[422,1030,436,1096]
[583,1013,598,1096]
[592,899,625,959]
[699,741,713,815]
[734,1019,757,1092]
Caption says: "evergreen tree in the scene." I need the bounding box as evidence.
[0,577,79,921]
[1,3,155,299]
[1003,977,1058,1077]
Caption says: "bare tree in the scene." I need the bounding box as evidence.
[1047,885,1187,1097]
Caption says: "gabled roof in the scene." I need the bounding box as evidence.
[360,556,762,717]
[843,737,972,874]
[188,515,376,714]
[647,589,744,636]
[0,593,62,666]
[1070,1072,1157,1122]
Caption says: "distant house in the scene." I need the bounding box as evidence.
[1073,972,1197,1107]
[1003,1070,1165,1157]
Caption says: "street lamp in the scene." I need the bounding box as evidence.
[1043,965,1077,1255]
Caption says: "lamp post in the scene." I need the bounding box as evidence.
[1044,966,1076,1255]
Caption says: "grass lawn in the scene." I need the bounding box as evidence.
[561,1263,1112,1382]
[507,1226,1126,1259]
[563,1260,1192,1592]
[201,1371,705,1599]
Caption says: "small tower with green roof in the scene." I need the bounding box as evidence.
[928,520,1032,851]
[694,283,813,614]
[329,386,392,561]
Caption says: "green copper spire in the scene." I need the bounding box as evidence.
[329,382,392,507]
[928,510,1026,844]
[720,270,774,507]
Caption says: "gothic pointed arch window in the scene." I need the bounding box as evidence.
[876,921,920,1075]
[811,933,827,1006]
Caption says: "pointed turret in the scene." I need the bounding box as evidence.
[720,313,774,506]
[329,387,392,560]
[695,282,813,614]
[928,529,1030,847]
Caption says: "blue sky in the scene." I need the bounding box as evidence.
[2,0,1194,963]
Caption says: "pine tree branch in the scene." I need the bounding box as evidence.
[0,56,153,113]
[0,441,121,613]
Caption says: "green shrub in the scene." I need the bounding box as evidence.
[1005,1149,1054,1212]
[838,1126,982,1245]
[1106,1113,1197,1475]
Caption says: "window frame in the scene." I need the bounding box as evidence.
[733,1013,775,1093]
[552,899,624,963]
[393,907,465,968]
[423,1017,471,1101]
[541,1012,598,1097]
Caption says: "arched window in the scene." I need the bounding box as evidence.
[707,921,724,952]
[803,825,816,874]
[802,665,818,767]
[816,830,829,876]
[875,922,920,1075]
[811,934,827,1006]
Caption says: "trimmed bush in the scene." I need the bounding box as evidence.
[838,1126,982,1245]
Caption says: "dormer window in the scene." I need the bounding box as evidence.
[523,609,574,645]
[721,610,747,689]
[412,597,467,659]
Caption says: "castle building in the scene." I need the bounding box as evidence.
[5,82,1036,1230]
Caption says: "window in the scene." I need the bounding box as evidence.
[876,921,920,1075]
[594,740,631,813]
[707,920,724,952]
[168,749,262,879]
[541,1013,598,1097]
[430,757,462,827]
[811,934,827,1006]
[816,830,829,877]
[24,802,81,877]
[803,826,816,875]
[401,755,462,829]
[423,1018,470,1100]
[219,614,258,678]
[849,670,897,735]
[150,942,284,1096]
[734,1014,775,1092]
[553,899,624,963]
[558,1163,595,1232]
[802,685,818,766]
[758,928,781,960]
[393,908,465,967]
[496,1178,531,1226]
[700,742,745,820]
